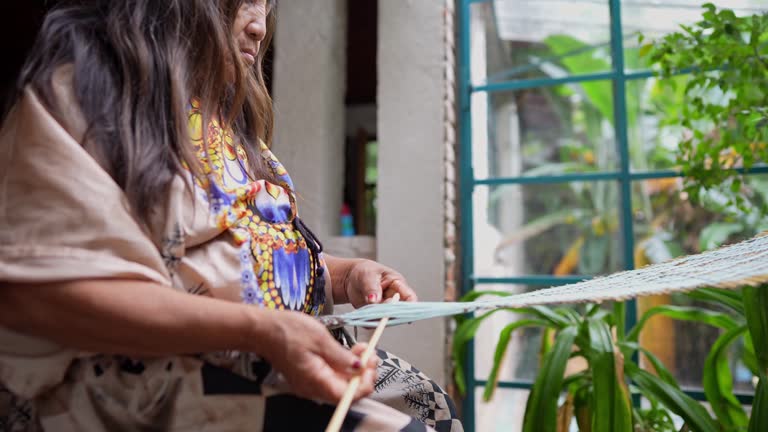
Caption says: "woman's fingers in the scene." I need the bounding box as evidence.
[349,343,379,369]
[305,358,376,403]
[384,278,418,302]
[353,367,377,400]
[320,335,369,375]
[350,342,367,356]
[362,270,384,304]
[267,312,379,403]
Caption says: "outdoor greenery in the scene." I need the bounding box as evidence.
[453,285,768,432]
[458,3,768,431]
[647,4,768,214]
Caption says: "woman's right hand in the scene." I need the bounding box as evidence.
[0,280,377,404]
[257,309,378,404]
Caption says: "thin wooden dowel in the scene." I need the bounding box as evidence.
[325,293,400,432]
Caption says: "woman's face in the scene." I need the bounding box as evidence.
[232,1,270,67]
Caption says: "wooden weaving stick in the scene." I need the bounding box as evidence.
[325,293,400,432]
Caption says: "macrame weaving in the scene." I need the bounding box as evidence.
[319,233,768,329]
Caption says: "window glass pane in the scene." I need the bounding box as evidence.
[475,387,531,432]
[621,0,767,72]
[472,83,619,180]
[638,293,754,393]
[473,182,624,278]
[633,176,768,391]
[470,1,612,86]
[632,176,768,260]
[625,76,688,172]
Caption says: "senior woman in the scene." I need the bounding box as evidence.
[0,1,461,431]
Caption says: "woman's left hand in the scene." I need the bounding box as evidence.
[326,257,418,308]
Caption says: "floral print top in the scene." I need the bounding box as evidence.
[186,100,326,315]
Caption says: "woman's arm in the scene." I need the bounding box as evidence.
[0,279,272,356]
[0,280,376,402]
[323,255,418,307]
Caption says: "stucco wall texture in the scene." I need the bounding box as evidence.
[377,0,452,386]
[272,0,347,238]
[272,0,457,387]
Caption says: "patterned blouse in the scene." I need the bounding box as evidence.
[186,100,326,315]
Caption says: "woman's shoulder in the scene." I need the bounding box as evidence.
[3,65,88,145]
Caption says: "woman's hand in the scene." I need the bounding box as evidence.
[325,256,418,308]
[259,309,378,403]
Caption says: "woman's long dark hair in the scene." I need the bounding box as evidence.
[12,0,277,223]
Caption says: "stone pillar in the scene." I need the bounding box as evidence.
[377,0,451,386]
[271,0,347,237]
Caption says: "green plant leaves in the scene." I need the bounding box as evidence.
[742,332,760,377]
[458,283,766,430]
[543,35,615,126]
[522,326,578,432]
[647,5,768,215]
[686,287,745,315]
[743,285,768,432]
[483,319,548,401]
[626,363,719,432]
[457,289,511,304]
[749,377,768,432]
[619,342,679,389]
[703,325,749,428]
[742,286,768,371]
[628,305,742,342]
[452,308,516,394]
[586,319,632,432]
[699,222,744,250]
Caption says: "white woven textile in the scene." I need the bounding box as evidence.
[320,233,768,329]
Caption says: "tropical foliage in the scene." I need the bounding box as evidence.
[458,3,768,431]
[646,3,768,214]
[453,284,768,431]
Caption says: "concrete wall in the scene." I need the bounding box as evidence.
[271,0,347,238]
[272,0,455,387]
[377,0,450,386]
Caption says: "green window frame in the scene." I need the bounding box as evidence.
[457,0,764,430]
